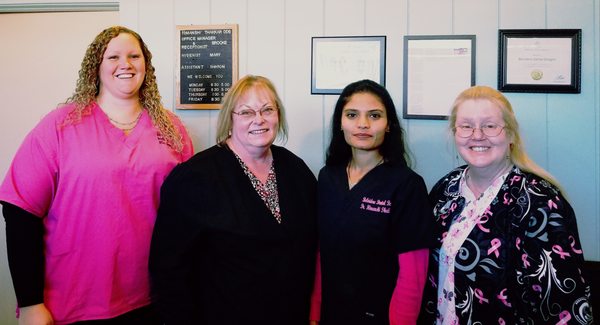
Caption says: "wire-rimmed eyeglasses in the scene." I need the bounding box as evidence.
[231,106,277,119]
[453,123,505,138]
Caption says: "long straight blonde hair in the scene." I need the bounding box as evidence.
[449,85,563,192]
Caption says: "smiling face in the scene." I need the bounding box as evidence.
[98,33,146,101]
[229,86,279,154]
[454,99,512,173]
[341,92,388,153]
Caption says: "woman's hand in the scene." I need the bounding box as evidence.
[18,304,54,325]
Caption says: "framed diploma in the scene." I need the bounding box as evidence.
[403,35,476,120]
[498,29,581,93]
[311,36,386,94]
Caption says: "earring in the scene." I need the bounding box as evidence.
[228,130,232,136]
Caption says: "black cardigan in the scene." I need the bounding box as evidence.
[149,144,318,325]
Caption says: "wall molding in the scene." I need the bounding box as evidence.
[0,2,118,13]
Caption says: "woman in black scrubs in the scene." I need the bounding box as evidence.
[310,80,435,325]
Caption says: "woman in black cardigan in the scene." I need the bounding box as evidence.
[149,75,317,325]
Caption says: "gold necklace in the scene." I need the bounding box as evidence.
[108,110,143,127]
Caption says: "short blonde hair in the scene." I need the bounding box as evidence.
[450,85,562,190]
[216,75,288,145]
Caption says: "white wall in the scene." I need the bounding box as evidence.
[121,0,600,261]
[0,0,598,323]
[0,9,119,324]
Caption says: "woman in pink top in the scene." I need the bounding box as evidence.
[0,26,193,324]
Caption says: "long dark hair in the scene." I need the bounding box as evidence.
[325,79,411,167]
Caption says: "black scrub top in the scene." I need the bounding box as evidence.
[318,161,434,325]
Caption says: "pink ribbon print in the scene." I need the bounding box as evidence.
[556,310,571,325]
[503,193,513,205]
[488,238,502,258]
[497,288,512,307]
[477,215,490,233]
[474,288,489,304]
[552,245,571,259]
[522,253,530,268]
[509,175,521,186]
[569,235,583,254]
[450,202,458,212]
[440,213,449,226]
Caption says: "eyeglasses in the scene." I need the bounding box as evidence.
[453,123,505,138]
[232,106,277,119]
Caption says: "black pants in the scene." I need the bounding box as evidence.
[69,305,161,325]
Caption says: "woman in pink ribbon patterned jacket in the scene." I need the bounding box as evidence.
[418,86,593,325]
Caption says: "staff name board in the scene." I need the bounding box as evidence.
[176,24,239,109]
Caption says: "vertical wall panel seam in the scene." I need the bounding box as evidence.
[545,95,549,170]
[136,0,140,31]
[208,0,213,140]
[405,0,411,137]
[544,1,550,173]
[451,0,455,34]
[282,0,286,103]
[592,0,600,260]
[322,0,326,155]
[171,0,176,113]
[246,0,249,72]
[545,0,548,28]
[363,0,366,35]
[497,0,500,28]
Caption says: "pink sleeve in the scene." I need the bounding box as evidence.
[0,113,59,217]
[309,250,321,321]
[389,248,429,325]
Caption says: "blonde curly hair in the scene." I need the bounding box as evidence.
[63,25,184,152]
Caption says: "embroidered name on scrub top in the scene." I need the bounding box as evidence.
[360,196,392,213]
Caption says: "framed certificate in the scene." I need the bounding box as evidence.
[498,29,581,93]
[403,35,476,120]
[311,36,386,94]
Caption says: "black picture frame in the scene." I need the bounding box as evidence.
[402,35,476,120]
[311,36,386,94]
[498,29,581,93]
[175,24,239,109]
